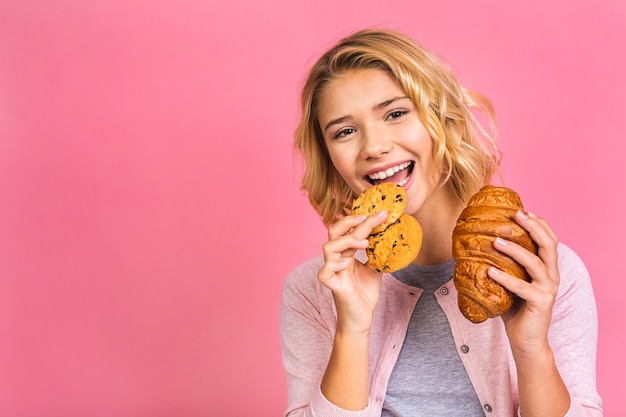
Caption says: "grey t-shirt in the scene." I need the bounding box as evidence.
[382,260,484,416]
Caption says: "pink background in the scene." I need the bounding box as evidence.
[1,0,625,416]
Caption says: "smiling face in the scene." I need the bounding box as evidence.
[317,68,447,217]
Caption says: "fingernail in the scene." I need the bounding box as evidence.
[354,215,367,221]
[517,210,528,219]
[495,237,508,246]
[358,239,369,246]
[376,210,388,217]
[489,266,500,275]
[528,211,538,218]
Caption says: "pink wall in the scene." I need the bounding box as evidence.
[1,0,624,415]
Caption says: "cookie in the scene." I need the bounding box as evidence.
[366,214,423,273]
[351,183,407,235]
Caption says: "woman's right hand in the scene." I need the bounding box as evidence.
[317,210,389,335]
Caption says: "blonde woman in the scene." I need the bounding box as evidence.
[280,28,601,417]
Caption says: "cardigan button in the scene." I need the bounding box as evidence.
[483,403,492,412]
[439,287,449,295]
[460,344,470,354]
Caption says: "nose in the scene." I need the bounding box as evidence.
[360,127,393,160]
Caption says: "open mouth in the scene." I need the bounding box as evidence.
[366,161,414,187]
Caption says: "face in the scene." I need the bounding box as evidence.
[317,68,445,216]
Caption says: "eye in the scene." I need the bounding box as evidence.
[387,110,408,120]
[333,127,356,139]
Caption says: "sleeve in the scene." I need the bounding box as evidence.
[279,258,372,417]
[548,243,603,417]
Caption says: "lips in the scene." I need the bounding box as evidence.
[366,161,414,186]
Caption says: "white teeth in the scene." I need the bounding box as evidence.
[368,162,411,181]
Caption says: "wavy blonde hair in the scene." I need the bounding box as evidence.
[294,28,500,226]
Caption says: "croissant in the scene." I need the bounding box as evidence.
[452,186,538,323]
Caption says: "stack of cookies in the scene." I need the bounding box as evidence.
[351,183,423,273]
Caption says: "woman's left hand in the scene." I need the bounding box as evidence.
[487,209,560,358]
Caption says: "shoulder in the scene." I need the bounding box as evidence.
[556,242,593,290]
[553,242,597,318]
[281,255,331,307]
[557,242,588,274]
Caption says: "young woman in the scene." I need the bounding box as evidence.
[280,28,602,417]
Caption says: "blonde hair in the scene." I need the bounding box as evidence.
[294,28,500,226]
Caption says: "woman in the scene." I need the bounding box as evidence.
[280,28,602,417]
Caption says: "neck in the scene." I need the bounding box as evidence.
[412,184,464,266]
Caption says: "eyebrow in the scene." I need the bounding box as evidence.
[323,96,410,133]
[374,96,410,111]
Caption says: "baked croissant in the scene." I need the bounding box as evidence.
[452,186,538,323]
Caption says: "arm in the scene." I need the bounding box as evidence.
[489,211,602,416]
[280,213,388,416]
[320,328,370,411]
[315,212,387,410]
[280,259,336,417]
[546,243,602,416]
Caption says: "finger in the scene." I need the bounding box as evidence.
[514,210,560,279]
[348,210,389,239]
[493,237,558,291]
[322,236,370,261]
[488,266,556,306]
[317,258,350,285]
[327,214,368,239]
[493,237,551,286]
[323,211,388,267]
[317,259,350,291]
[488,266,532,298]
[516,210,558,249]
[327,210,388,238]
[524,210,558,242]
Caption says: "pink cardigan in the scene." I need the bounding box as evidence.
[280,243,602,417]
